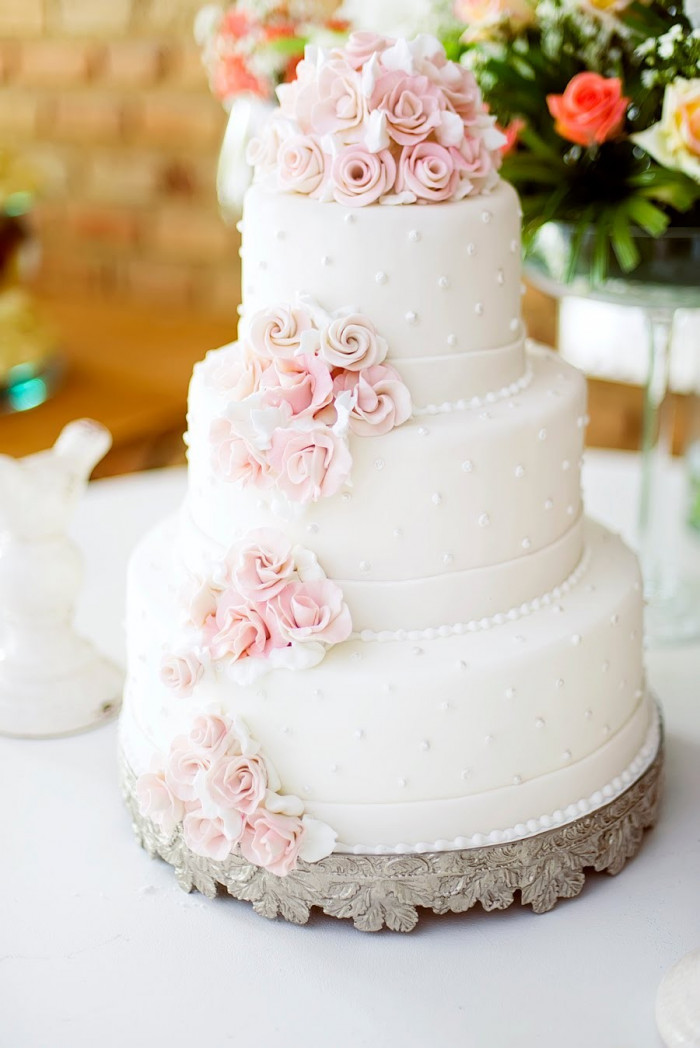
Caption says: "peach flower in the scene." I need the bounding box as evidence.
[397,141,461,202]
[203,753,268,817]
[260,353,334,419]
[182,810,243,861]
[136,771,184,836]
[188,713,232,757]
[160,651,204,698]
[205,344,267,401]
[239,808,306,876]
[334,364,412,435]
[205,590,272,662]
[268,425,352,503]
[246,304,314,360]
[370,71,444,146]
[267,579,352,647]
[455,0,535,34]
[277,134,327,194]
[210,418,271,488]
[232,528,296,603]
[330,146,397,206]
[319,313,388,371]
[343,31,394,69]
[547,72,629,147]
[310,58,367,142]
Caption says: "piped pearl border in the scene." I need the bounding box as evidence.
[352,546,591,644]
[413,366,533,416]
[332,701,661,855]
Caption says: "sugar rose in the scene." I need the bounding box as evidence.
[232,528,296,602]
[632,78,700,184]
[319,313,388,371]
[160,650,204,698]
[547,72,628,147]
[136,770,184,836]
[268,425,353,503]
[239,808,306,877]
[277,134,326,195]
[246,304,314,360]
[331,146,396,206]
[334,364,412,436]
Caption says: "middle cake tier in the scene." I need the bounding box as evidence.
[184,342,587,631]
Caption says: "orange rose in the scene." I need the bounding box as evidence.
[547,72,629,147]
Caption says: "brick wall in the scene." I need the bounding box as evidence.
[0,0,241,317]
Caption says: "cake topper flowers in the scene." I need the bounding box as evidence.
[246,33,506,204]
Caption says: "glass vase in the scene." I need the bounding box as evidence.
[525,223,700,646]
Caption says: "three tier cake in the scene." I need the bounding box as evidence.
[120,33,661,929]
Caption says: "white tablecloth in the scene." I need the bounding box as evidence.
[3,451,700,1048]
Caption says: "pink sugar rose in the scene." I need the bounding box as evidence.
[206,344,267,401]
[277,134,326,195]
[246,115,292,176]
[260,353,334,420]
[239,808,306,877]
[203,753,268,817]
[232,528,296,603]
[457,132,495,179]
[311,58,367,143]
[334,364,412,436]
[277,53,319,132]
[180,576,219,631]
[188,713,232,757]
[160,650,204,698]
[267,579,352,646]
[438,65,481,123]
[343,31,393,69]
[205,590,272,663]
[319,314,388,371]
[268,425,353,504]
[210,418,271,488]
[370,71,444,147]
[183,810,243,861]
[136,770,184,836]
[165,737,211,802]
[331,146,396,207]
[547,73,628,147]
[397,141,461,202]
[247,304,314,360]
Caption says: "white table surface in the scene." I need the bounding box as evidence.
[3,450,699,1048]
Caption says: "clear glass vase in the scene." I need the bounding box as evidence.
[525,223,700,646]
[217,94,277,224]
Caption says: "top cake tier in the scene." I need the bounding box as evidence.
[240,180,523,374]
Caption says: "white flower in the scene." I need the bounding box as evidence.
[632,78,700,184]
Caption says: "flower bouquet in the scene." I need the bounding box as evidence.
[195,1,349,214]
[442,0,700,283]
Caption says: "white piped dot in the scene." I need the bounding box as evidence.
[475,302,484,316]
[461,459,473,473]
[442,552,454,566]
[354,728,365,739]
[341,491,352,503]
[330,763,338,773]
[344,213,356,224]
[556,678,565,689]
[521,537,531,550]
[432,492,443,505]
[438,275,450,289]
[562,459,571,471]
[275,229,285,240]
[447,333,457,347]
[610,613,620,625]
[571,634,582,646]
[535,717,545,728]
[566,504,575,516]
[514,464,525,478]
[374,458,385,471]
[321,255,331,266]
[496,268,505,285]
[412,646,424,656]
[393,527,403,539]
[258,259,267,270]
[602,660,610,672]
[538,428,547,441]
[505,687,516,699]
[484,734,494,745]
[603,724,610,736]
[509,318,519,331]
[544,498,554,510]
[406,311,419,326]
[478,512,490,527]
[375,271,388,285]
[585,708,593,720]
[510,238,518,253]
[359,560,371,573]
[408,229,421,243]
[458,660,468,670]
[418,426,429,436]
[562,750,572,762]
[461,768,472,780]
[467,242,476,255]
[513,774,522,785]
[307,522,319,534]
[398,777,407,788]
[481,209,492,223]
[420,740,430,751]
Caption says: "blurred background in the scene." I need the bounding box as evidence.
[0,0,697,477]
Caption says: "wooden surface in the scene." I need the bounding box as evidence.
[0,286,673,475]
[0,293,236,476]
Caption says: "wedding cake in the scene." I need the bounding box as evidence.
[120,34,660,920]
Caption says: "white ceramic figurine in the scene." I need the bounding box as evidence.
[0,419,123,737]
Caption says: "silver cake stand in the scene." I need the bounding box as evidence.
[120,728,662,932]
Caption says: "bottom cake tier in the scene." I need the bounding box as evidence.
[121,515,657,854]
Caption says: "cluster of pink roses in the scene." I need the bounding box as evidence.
[136,713,337,876]
[247,33,505,206]
[209,299,412,504]
[161,528,352,689]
